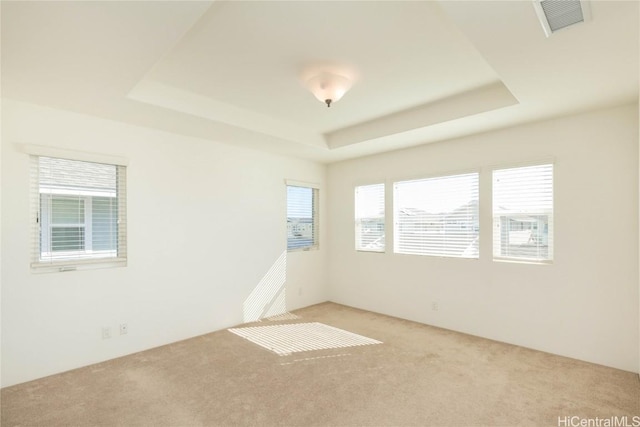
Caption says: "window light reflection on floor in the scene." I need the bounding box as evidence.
[228,322,382,356]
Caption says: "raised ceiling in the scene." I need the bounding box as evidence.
[2,1,638,163]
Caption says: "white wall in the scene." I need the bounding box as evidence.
[3,100,637,387]
[1,99,328,387]
[327,104,639,372]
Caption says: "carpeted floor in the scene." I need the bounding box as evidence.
[2,302,639,426]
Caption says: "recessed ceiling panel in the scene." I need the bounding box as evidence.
[142,1,502,134]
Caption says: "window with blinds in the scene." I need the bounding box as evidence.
[493,164,553,262]
[287,184,318,251]
[355,183,385,252]
[31,155,127,269]
[394,172,479,258]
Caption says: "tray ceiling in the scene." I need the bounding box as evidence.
[2,1,637,162]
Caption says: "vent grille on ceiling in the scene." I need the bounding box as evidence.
[533,0,591,37]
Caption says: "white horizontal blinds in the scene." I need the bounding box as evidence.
[33,155,127,265]
[287,185,318,250]
[355,183,385,252]
[29,155,41,265]
[493,164,553,262]
[115,166,127,261]
[394,172,479,258]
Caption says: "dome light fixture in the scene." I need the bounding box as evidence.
[305,72,352,107]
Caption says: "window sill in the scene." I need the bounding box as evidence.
[493,257,553,266]
[356,249,386,254]
[31,257,127,274]
[287,245,319,253]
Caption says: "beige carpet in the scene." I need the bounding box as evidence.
[2,302,639,426]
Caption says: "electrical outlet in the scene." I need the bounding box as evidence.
[119,323,128,335]
[102,327,111,339]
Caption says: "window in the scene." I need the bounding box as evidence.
[355,183,385,252]
[394,173,479,258]
[493,163,553,262]
[31,155,127,269]
[287,184,318,251]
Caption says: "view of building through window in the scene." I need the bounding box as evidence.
[394,173,479,258]
[493,163,553,262]
[34,156,126,265]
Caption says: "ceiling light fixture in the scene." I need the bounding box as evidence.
[305,72,352,107]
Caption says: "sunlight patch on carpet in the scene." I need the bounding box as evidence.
[228,322,382,356]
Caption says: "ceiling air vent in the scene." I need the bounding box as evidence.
[533,0,591,37]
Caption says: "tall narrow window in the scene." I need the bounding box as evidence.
[394,173,479,258]
[287,184,318,251]
[31,155,127,269]
[493,164,553,262]
[355,183,385,252]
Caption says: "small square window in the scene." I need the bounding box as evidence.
[31,155,127,270]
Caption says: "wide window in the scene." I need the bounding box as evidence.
[31,155,127,269]
[394,172,479,258]
[355,183,385,252]
[287,184,318,251]
[492,164,553,262]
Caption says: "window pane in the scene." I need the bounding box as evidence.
[51,197,84,224]
[493,164,553,262]
[355,183,385,252]
[287,185,318,250]
[394,173,479,258]
[92,197,117,251]
[51,227,85,251]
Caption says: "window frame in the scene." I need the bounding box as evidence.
[492,162,554,264]
[26,145,128,273]
[286,180,319,252]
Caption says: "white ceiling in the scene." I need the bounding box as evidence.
[2,1,638,163]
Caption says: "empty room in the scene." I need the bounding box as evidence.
[1,1,639,426]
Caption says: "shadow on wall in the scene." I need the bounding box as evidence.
[243,251,287,323]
